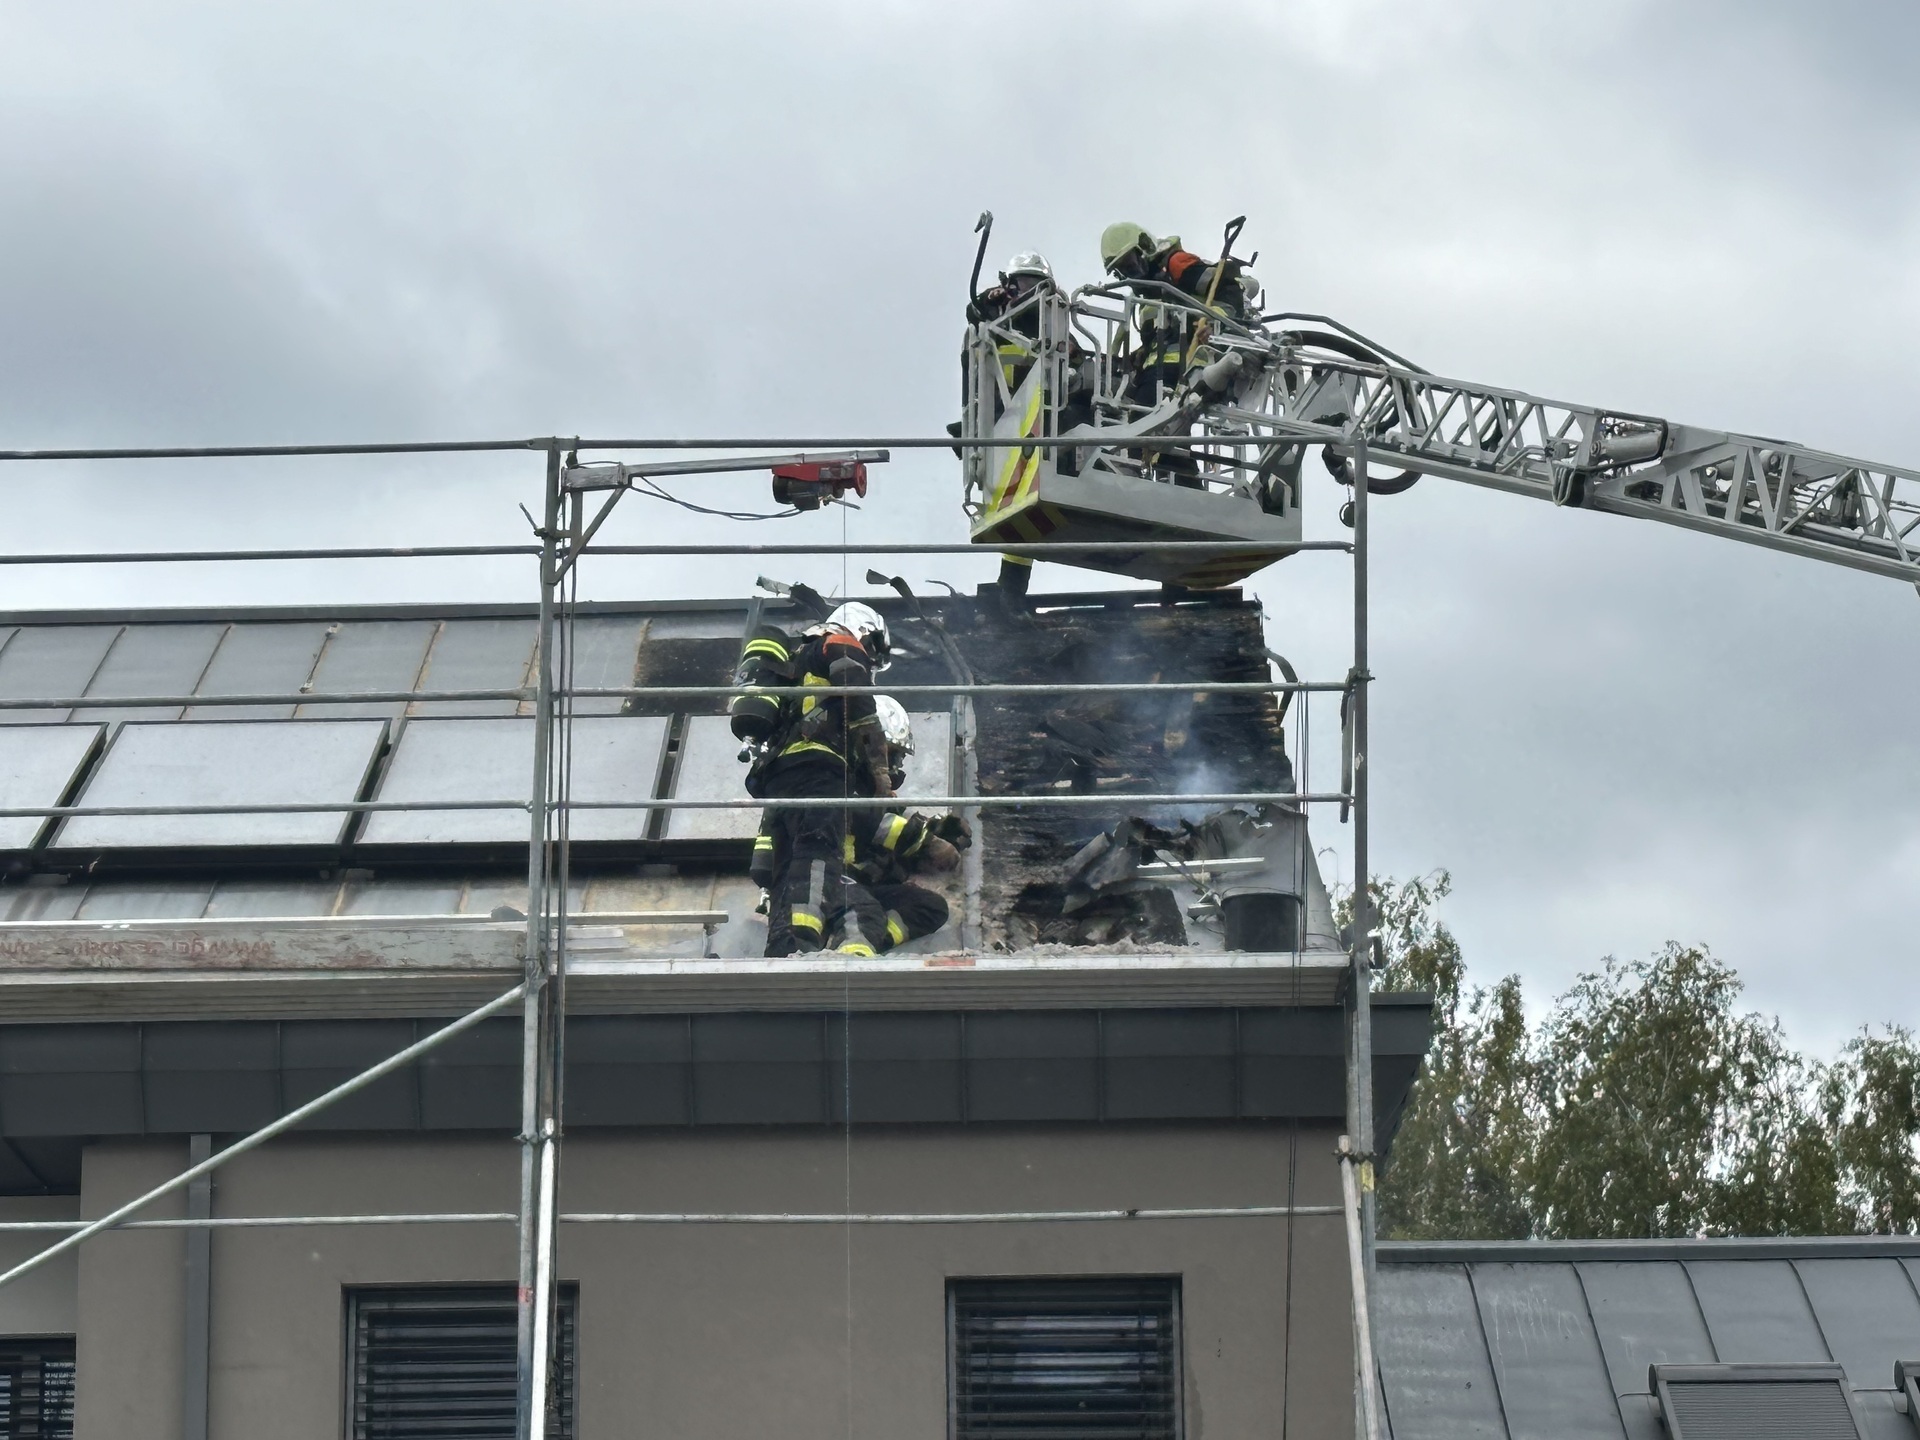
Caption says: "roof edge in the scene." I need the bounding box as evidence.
[1379,1234,1920,1263]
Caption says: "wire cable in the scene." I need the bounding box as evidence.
[630,476,801,522]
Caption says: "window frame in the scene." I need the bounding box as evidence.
[946,1274,1185,1440]
[342,1283,577,1440]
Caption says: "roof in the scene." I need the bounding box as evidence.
[0,585,1347,987]
[1375,1237,1920,1440]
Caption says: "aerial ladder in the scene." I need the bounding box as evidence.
[959,227,1920,592]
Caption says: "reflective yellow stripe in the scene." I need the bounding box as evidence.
[1000,554,1034,569]
[799,671,829,716]
[843,834,858,866]
[836,942,876,958]
[791,909,824,934]
[886,913,907,946]
[988,384,1046,515]
[880,814,908,851]
[742,638,789,660]
[753,834,774,852]
[777,740,844,761]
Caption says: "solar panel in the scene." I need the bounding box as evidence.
[70,624,226,723]
[53,719,389,849]
[0,724,105,849]
[566,616,648,715]
[186,622,330,720]
[410,619,535,716]
[358,716,668,844]
[663,715,759,840]
[294,620,436,719]
[0,624,121,723]
[664,710,954,842]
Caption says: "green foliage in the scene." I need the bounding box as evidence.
[1367,874,1532,1240]
[1362,875,1920,1240]
[1822,1027,1920,1233]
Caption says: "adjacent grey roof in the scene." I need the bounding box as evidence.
[1375,1237,1920,1440]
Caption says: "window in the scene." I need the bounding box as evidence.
[949,1278,1181,1440]
[1650,1363,1864,1440]
[0,1339,76,1440]
[346,1287,575,1440]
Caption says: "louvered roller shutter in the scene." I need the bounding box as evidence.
[949,1278,1181,1440]
[1651,1363,1864,1440]
[348,1287,575,1440]
[0,1339,76,1440]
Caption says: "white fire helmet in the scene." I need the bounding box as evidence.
[824,601,891,670]
[873,695,914,754]
[1004,252,1054,284]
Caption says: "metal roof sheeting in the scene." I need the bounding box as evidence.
[1375,1240,1920,1440]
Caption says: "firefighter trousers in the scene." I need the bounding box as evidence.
[760,754,885,957]
[865,881,950,951]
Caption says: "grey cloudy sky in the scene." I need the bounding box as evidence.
[2,0,1916,1051]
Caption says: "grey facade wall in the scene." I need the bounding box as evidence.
[0,1194,78,1336]
[74,1124,1353,1440]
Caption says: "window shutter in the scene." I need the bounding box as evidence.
[0,1339,76,1440]
[949,1278,1181,1439]
[348,1287,575,1440]
[1651,1363,1864,1440]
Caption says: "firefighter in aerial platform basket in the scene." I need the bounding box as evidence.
[729,602,895,957]
[962,252,1080,609]
[1099,220,1264,488]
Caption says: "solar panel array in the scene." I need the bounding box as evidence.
[0,613,961,853]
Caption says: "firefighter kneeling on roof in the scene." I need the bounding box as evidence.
[745,695,968,956]
[731,604,966,956]
[841,697,967,950]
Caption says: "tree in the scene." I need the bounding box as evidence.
[1363,877,1912,1240]
[1367,874,1533,1240]
[1823,1026,1920,1233]
[1528,945,1843,1239]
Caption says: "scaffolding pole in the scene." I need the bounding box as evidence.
[516,443,565,1440]
[1345,433,1384,1440]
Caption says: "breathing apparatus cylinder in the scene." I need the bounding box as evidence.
[729,625,793,743]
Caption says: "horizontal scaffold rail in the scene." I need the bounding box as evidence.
[0,791,1339,821]
[0,538,1352,565]
[0,434,1304,462]
[0,1205,1344,1231]
[0,679,1339,711]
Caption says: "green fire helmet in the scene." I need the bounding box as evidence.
[1100,222,1154,274]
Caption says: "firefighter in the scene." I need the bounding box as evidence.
[1099,223,1259,489]
[854,698,970,949]
[974,252,1055,392]
[1100,223,1260,403]
[1098,223,1259,319]
[730,602,895,957]
[753,697,971,953]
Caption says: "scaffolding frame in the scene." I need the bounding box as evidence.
[0,433,1382,1440]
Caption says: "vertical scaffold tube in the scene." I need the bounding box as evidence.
[1347,432,1382,1440]
[517,443,564,1440]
